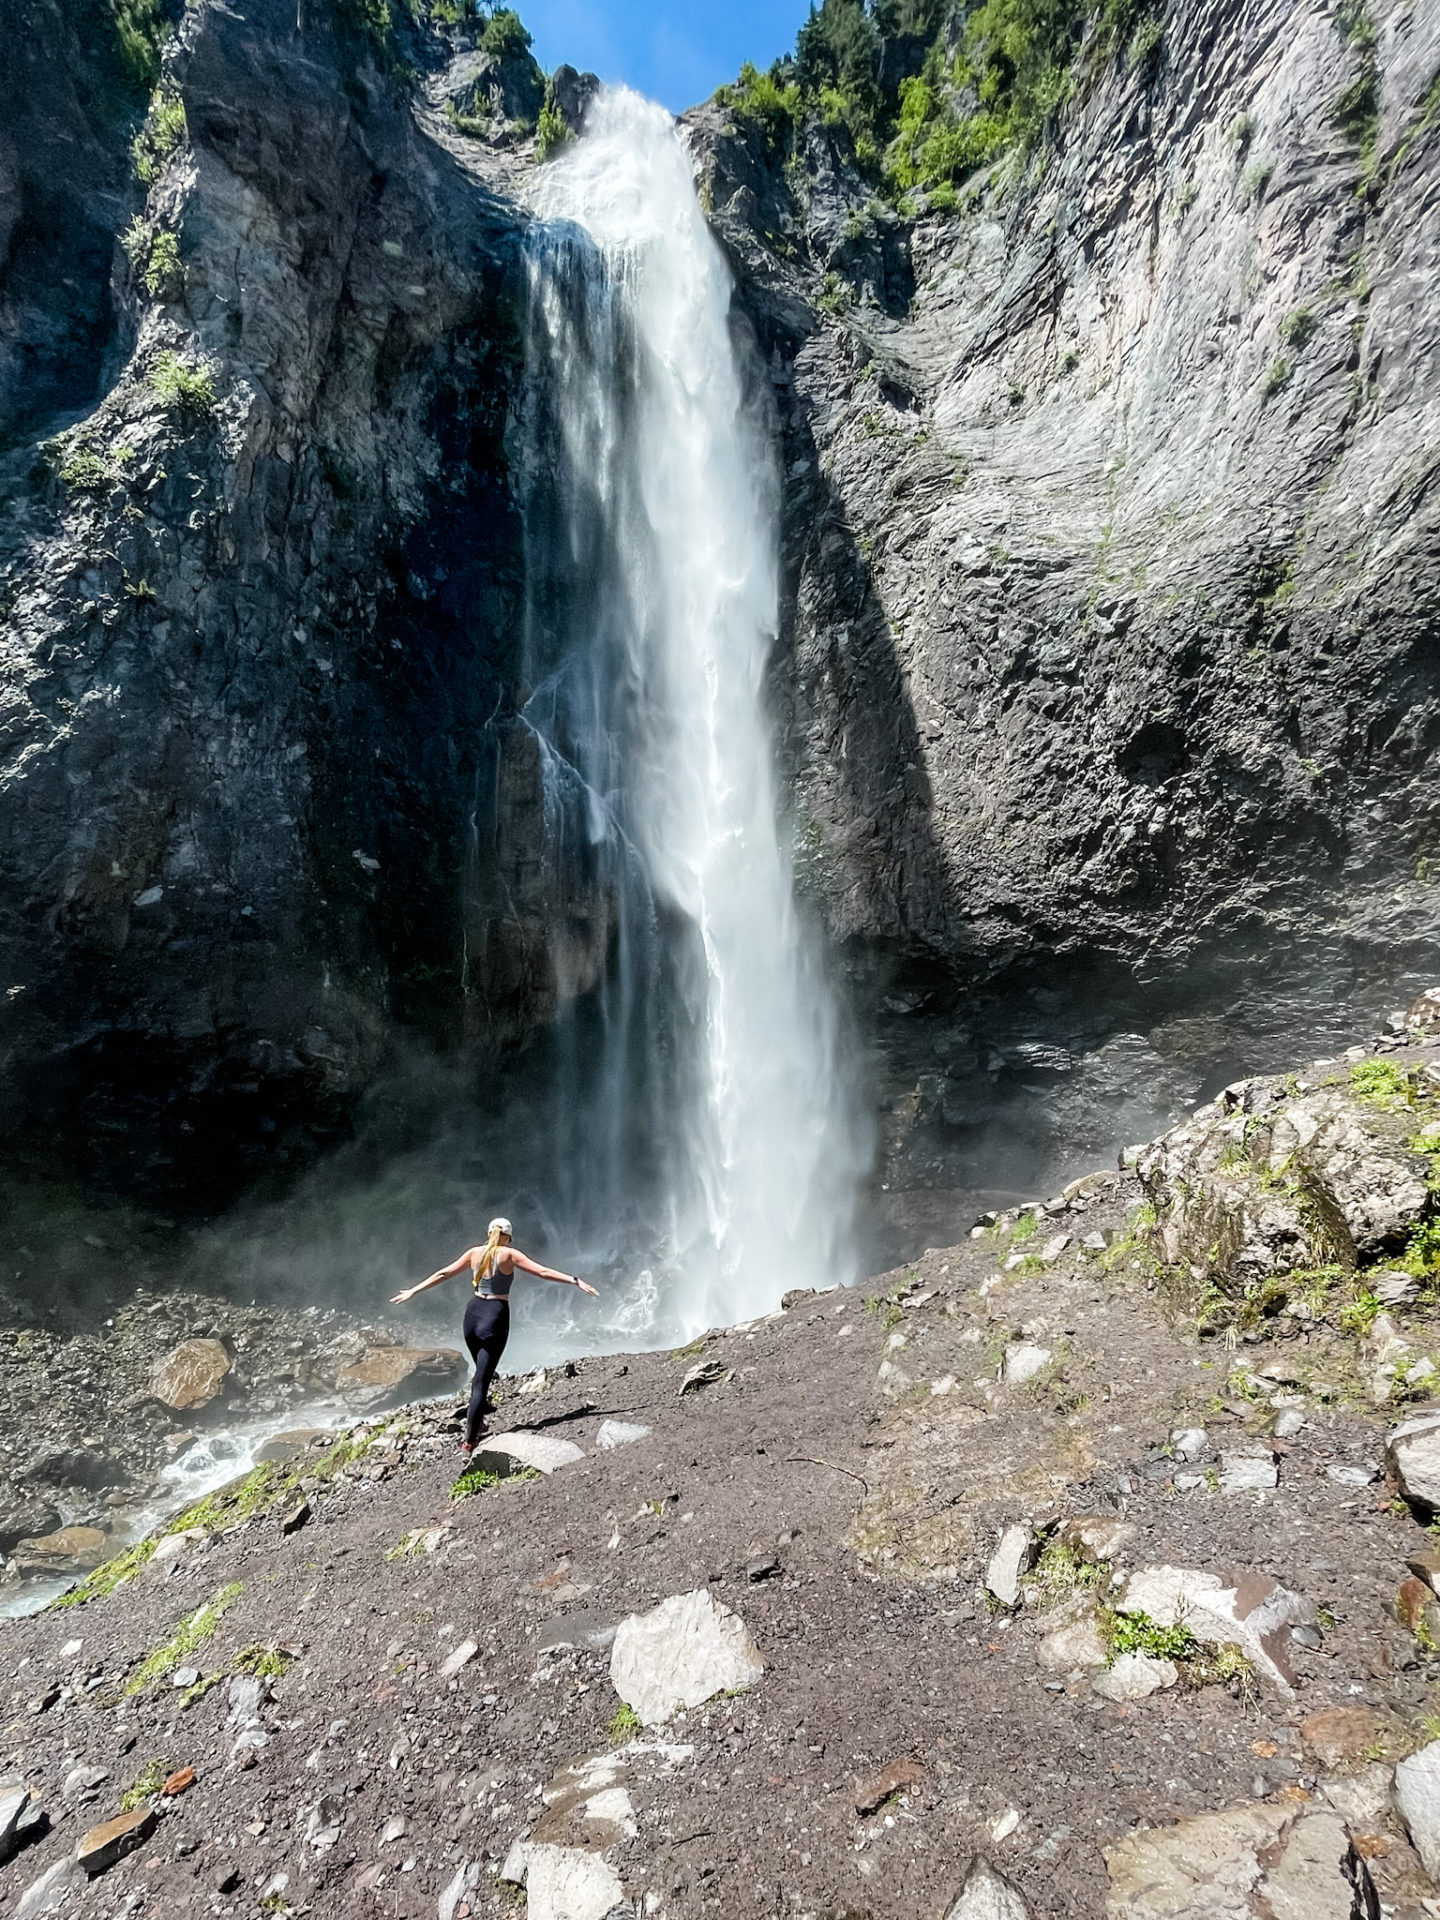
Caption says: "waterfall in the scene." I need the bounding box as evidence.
[498,88,865,1342]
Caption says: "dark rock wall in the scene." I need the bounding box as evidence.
[0,0,539,1205]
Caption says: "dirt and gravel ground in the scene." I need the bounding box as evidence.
[1,1103,1439,1919]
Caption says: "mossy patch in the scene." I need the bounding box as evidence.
[125,1583,243,1696]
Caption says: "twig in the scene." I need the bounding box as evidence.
[786,1454,868,1494]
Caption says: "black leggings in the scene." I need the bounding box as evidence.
[462,1295,510,1446]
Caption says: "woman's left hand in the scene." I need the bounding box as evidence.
[575,1277,599,1297]
[390,1286,415,1304]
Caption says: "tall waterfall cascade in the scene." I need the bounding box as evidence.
[504,88,866,1343]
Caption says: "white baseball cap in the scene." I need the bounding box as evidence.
[488,1216,513,1236]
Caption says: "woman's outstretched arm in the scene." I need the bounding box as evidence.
[391,1248,477,1304]
[509,1250,599,1296]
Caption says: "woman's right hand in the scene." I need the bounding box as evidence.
[390,1286,415,1304]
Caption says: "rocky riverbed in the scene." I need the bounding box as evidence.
[1,1003,1440,1914]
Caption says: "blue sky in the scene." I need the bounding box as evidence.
[515,0,814,114]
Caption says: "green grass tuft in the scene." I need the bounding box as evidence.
[607,1701,641,1744]
[1108,1609,1199,1661]
[120,1756,172,1810]
[125,1584,243,1697]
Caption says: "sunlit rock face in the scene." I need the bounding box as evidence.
[688,0,1440,1249]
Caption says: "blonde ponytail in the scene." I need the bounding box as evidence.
[477,1224,504,1285]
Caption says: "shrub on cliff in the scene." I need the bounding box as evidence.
[480,6,531,58]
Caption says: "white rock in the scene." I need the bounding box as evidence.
[985,1526,1034,1608]
[989,1808,1021,1843]
[227,1673,267,1728]
[1040,1233,1071,1265]
[439,1638,477,1680]
[1035,1598,1107,1673]
[595,1421,651,1450]
[1396,1738,1440,1879]
[1002,1342,1051,1385]
[1273,1409,1305,1440]
[524,1843,628,1920]
[1387,1410,1440,1510]
[1170,1427,1208,1460]
[1106,1804,1372,1920]
[1219,1453,1278,1492]
[944,1856,1031,1918]
[498,1836,530,1884]
[380,1815,407,1845]
[474,1432,584,1477]
[610,1589,763,1727]
[1173,1472,1208,1493]
[1115,1564,1315,1695]
[437,1860,481,1920]
[1321,1761,1393,1829]
[1091,1653,1177,1701]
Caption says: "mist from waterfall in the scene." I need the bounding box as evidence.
[502,88,866,1342]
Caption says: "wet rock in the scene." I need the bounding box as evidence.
[1092,1652,1178,1702]
[14,1525,108,1576]
[944,1857,1032,1919]
[78,1804,156,1874]
[1395,1738,1440,1880]
[1104,1803,1375,1918]
[854,1755,926,1815]
[24,1444,120,1489]
[595,1420,651,1450]
[610,1588,763,1727]
[0,1496,61,1554]
[1058,1515,1135,1564]
[335,1346,466,1410]
[1002,1343,1051,1385]
[1387,1411,1440,1512]
[150,1339,232,1412]
[1116,1566,1315,1695]
[523,1842,628,1920]
[474,1431,584,1477]
[254,1428,335,1465]
[985,1525,1035,1607]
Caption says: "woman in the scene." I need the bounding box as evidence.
[391,1217,598,1452]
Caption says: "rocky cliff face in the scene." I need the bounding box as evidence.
[687,0,1440,1244]
[0,0,548,1206]
[0,0,1436,1238]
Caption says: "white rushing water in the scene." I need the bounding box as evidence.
[511,89,866,1340]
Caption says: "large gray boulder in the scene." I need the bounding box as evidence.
[1387,1412,1440,1514]
[610,1589,763,1728]
[1105,1803,1375,1918]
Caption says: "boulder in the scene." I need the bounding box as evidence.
[13,1525,108,1576]
[1115,1565,1316,1695]
[1036,1597,1108,1673]
[595,1420,651,1450]
[1219,1453,1278,1493]
[1059,1516,1135,1564]
[474,1431,584,1477]
[1105,1803,1374,1918]
[1387,1411,1440,1512]
[1136,1069,1431,1297]
[336,1345,466,1410]
[1322,1763,1394,1831]
[78,1805,155,1875]
[985,1526,1035,1607]
[24,1444,120,1489]
[1395,1738,1440,1880]
[15,1855,85,1920]
[610,1588,762,1727]
[944,1857,1032,1919]
[1092,1652,1178,1701]
[254,1428,335,1464]
[150,1339,231,1411]
[524,1842,628,1920]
